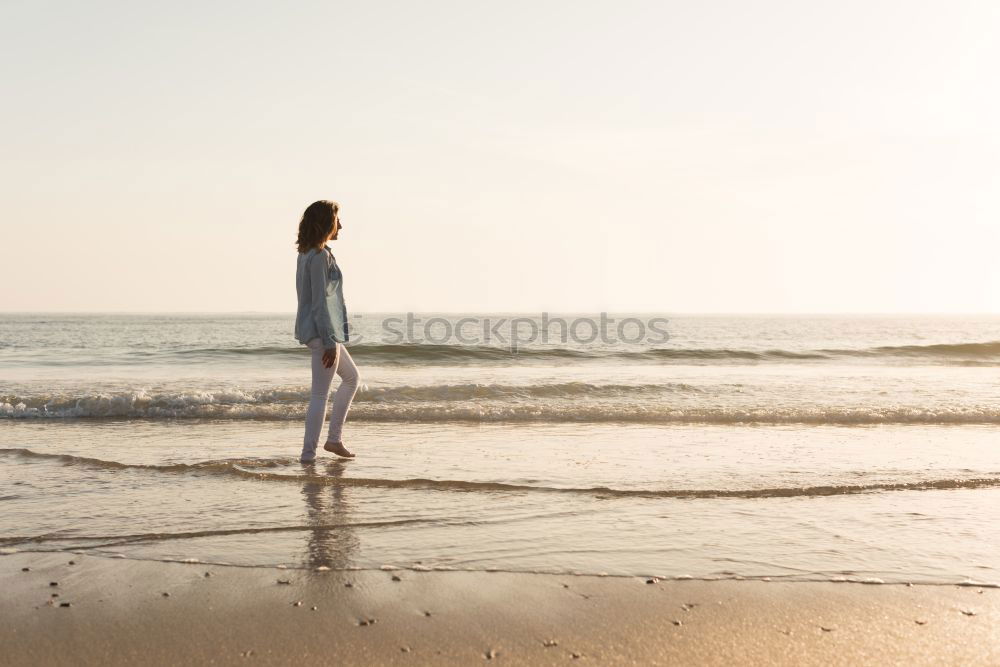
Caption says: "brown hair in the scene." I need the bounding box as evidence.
[296,200,339,253]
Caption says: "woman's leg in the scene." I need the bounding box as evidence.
[302,338,336,460]
[325,343,360,446]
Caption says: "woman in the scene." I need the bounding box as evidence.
[294,200,361,463]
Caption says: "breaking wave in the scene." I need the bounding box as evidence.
[0,382,1000,425]
[2,384,999,424]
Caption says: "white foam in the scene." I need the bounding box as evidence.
[5,389,1000,425]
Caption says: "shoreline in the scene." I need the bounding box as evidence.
[3,553,997,666]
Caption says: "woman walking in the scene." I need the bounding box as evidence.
[294,200,361,463]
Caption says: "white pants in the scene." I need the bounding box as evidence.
[303,338,361,456]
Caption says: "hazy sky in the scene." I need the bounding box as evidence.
[1,0,998,313]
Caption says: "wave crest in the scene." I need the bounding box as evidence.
[164,340,1000,364]
[2,386,999,425]
[6,340,999,366]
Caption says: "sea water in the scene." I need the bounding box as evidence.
[2,314,999,584]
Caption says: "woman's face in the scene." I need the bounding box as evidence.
[328,212,342,242]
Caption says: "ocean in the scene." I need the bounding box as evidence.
[2,313,999,585]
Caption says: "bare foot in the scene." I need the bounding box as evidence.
[323,441,356,458]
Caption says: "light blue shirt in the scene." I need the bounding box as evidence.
[295,247,349,348]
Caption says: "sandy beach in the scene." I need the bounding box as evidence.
[3,552,997,666]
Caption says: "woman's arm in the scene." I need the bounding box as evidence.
[308,252,340,368]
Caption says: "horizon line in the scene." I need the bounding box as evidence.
[3,311,1000,317]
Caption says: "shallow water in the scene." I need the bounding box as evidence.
[2,314,1000,584]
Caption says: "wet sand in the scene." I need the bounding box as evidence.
[3,552,998,666]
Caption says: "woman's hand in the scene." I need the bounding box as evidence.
[322,345,340,370]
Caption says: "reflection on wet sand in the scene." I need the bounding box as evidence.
[300,460,360,569]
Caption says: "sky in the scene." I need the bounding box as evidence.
[1,0,998,313]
